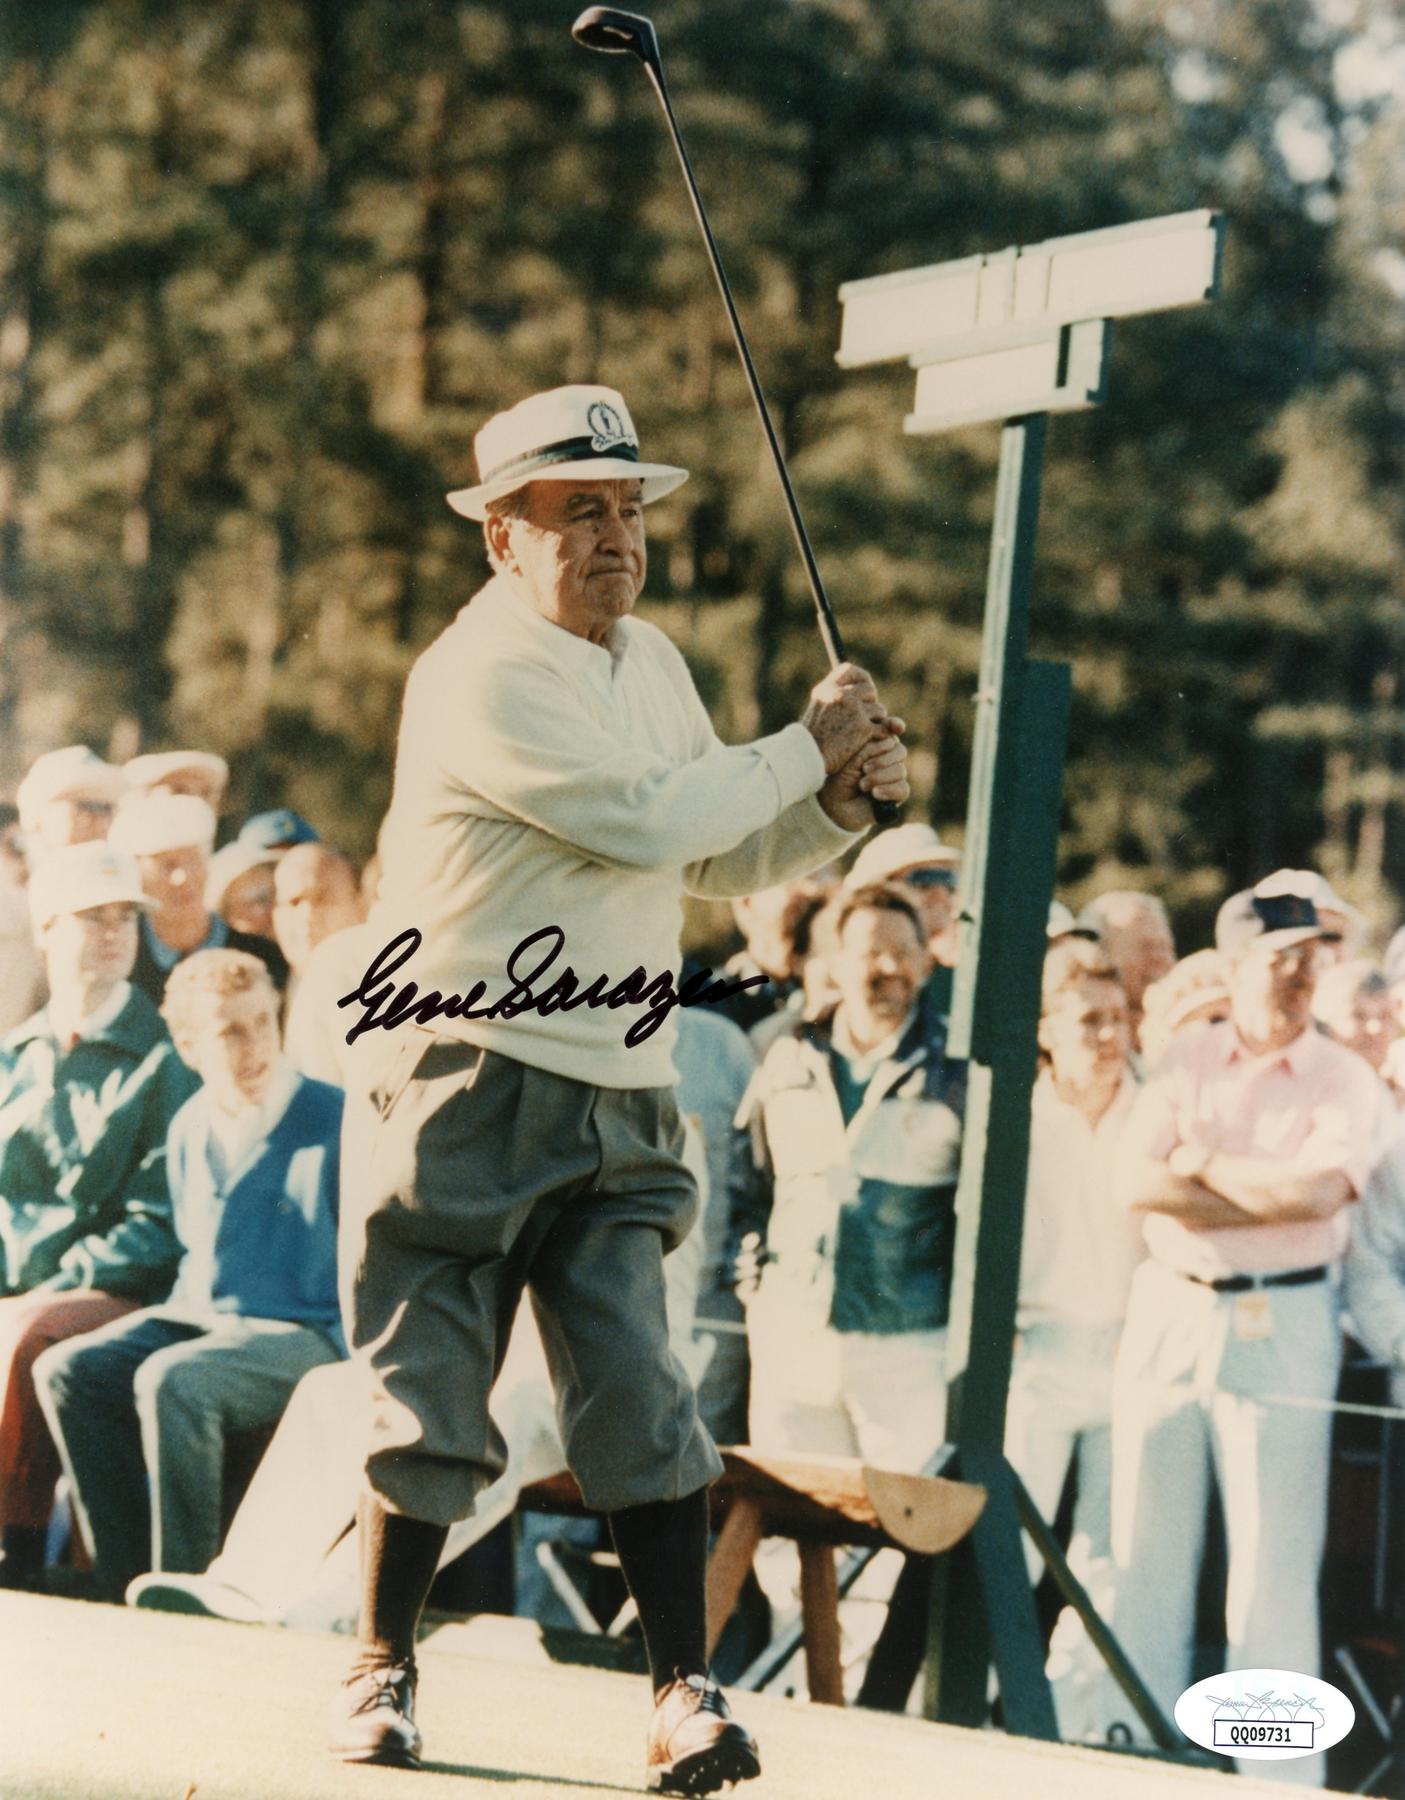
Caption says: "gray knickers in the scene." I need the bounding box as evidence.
[339,1033,723,1525]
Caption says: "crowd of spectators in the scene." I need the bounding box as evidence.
[4,739,1405,1788]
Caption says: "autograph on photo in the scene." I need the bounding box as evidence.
[337,925,769,1049]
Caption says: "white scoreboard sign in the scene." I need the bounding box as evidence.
[836,210,1223,432]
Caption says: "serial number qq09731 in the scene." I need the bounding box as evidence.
[1214,1722,1315,1749]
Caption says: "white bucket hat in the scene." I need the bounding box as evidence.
[109,794,217,858]
[446,385,688,522]
[123,749,229,796]
[16,746,125,831]
[29,843,151,930]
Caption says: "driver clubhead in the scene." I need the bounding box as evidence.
[571,7,661,70]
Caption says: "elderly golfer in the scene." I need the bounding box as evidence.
[330,384,908,1787]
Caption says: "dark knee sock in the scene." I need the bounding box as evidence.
[352,1492,448,1674]
[0,1524,45,1589]
[606,1488,710,1697]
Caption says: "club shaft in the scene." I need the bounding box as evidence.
[642,64,846,669]
[618,29,900,824]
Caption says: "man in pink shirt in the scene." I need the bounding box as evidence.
[1108,874,1385,1786]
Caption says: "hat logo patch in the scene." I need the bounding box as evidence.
[587,400,635,454]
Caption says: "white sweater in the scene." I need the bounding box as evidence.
[359,575,861,1088]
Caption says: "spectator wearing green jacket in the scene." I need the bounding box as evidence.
[0,841,196,1590]
[736,883,966,1475]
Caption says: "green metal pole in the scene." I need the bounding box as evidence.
[947,413,1046,1069]
[943,657,1070,1448]
[925,412,1071,1737]
[926,663,1070,1735]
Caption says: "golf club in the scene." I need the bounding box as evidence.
[571,5,901,824]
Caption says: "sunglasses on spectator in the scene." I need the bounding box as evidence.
[902,866,958,890]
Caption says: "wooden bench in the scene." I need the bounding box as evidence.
[519,1448,986,1706]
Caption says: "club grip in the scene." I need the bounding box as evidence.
[870,797,903,826]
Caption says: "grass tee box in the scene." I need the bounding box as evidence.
[836,210,1223,431]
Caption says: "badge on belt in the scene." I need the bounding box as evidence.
[1233,1292,1274,1341]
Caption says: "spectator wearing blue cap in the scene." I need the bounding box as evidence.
[0,844,196,1589]
[109,796,285,1004]
[206,841,282,944]
[237,809,319,854]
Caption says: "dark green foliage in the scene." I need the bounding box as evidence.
[0,0,1401,941]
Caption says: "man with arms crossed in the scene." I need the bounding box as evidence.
[331,385,908,1790]
[1110,875,1383,1786]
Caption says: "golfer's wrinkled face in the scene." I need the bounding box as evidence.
[494,479,647,646]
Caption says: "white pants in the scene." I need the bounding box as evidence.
[1110,1260,1341,1787]
[746,1312,947,1701]
[1006,1320,1119,1583]
[1005,1320,1123,1741]
[204,1311,568,1630]
[747,1306,948,1472]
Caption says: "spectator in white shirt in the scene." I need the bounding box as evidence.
[1006,939,1141,1737]
[1010,942,1142,1562]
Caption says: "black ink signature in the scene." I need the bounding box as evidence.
[337,927,768,1049]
